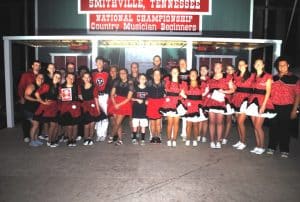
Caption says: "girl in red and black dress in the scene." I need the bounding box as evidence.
[59,73,81,147]
[24,73,44,147]
[246,59,276,155]
[146,69,165,144]
[221,64,236,145]
[78,72,101,146]
[107,68,134,145]
[160,66,187,147]
[184,69,206,147]
[32,72,61,147]
[198,65,210,143]
[231,59,255,150]
[268,57,300,158]
[205,62,235,149]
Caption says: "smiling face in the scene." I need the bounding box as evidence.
[171,67,179,80]
[238,60,248,72]
[200,66,208,77]
[47,64,55,74]
[153,56,161,68]
[278,60,289,75]
[179,59,187,72]
[35,74,44,86]
[119,69,128,81]
[53,73,61,85]
[32,62,41,72]
[96,59,104,70]
[226,65,235,75]
[66,74,75,85]
[138,74,147,85]
[213,63,223,74]
[254,59,265,72]
[82,73,91,84]
[131,63,139,75]
[67,63,75,73]
[189,70,198,81]
[153,70,161,84]
[109,67,117,79]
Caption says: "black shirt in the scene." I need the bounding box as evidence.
[146,67,169,81]
[147,80,165,98]
[132,86,148,118]
[113,79,134,97]
[179,70,190,82]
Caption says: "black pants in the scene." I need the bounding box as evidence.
[268,105,293,153]
[20,104,31,139]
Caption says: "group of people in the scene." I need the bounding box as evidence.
[18,55,300,158]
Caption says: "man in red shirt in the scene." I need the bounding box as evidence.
[18,60,41,142]
[91,57,109,141]
[268,56,300,158]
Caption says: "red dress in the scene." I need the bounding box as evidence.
[204,74,233,114]
[231,73,255,113]
[33,83,59,122]
[159,77,187,116]
[146,81,165,120]
[246,72,276,118]
[107,80,134,116]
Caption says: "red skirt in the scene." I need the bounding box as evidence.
[59,101,82,126]
[108,95,132,116]
[81,100,102,124]
[146,98,164,120]
[33,101,58,122]
[159,96,179,114]
[184,99,202,116]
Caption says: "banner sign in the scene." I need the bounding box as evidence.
[89,14,201,32]
[78,0,211,34]
[79,0,210,14]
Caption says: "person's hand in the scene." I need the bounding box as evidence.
[114,103,120,110]
[136,99,143,104]
[290,109,298,120]
[179,90,187,99]
[259,105,266,114]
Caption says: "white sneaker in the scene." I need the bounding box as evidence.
[232,141,242,148]
[202,137,207,143]
[167,140,172,147]
[24,137,30,143]
[83,140,89,146]
[266,149,275,155]
[38,135,45,140]
[210,142,216,149]
[215,142,221,149]
[76,136,82,141]
[182,136,186,142]
[221,139,228,145]
[197,136,201,142]
[132,139,138,144]
[185,140,190,146]
[46,142,51,147]
[172,140,177,147]
[280,152,289,158]
[236,143,247,150]
[96,136,105,142]
[192,140,198,147]
[250,147,259,153]
[255,148,265,155]
[88,140,94,146]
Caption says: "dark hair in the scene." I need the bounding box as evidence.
[178,58,186,63]
[138,73,147,79]
[274,56,289,70]
[130,62,139,69]
[32,60,41,65]
[109,65,119,71]
[65,72,75,78]
[53,71,62,77]
[153,55,161,61]
[66,62,75,67]
[119,67,128,74]
[78,66,89,74]
[236,60,251,82]
[81,71,91,78]
[95,56,105,63]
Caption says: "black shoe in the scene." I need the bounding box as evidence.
[156,137,161,144]
[150,137,155,144]
[67,140,72,147]
[113,135,118,142]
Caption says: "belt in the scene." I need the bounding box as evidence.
[187,95,202,100]
[166,92,179,96]
[253,88,266,95]
[236,87,253,93]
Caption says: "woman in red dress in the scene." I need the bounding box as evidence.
[160,66,187,147]
[108,68,134,145]
[32,72,61,147]
[78,72,101,146]
[231,59,255,150]
[205,62,235,149]
[198,65,210,143]
[59,73,82,147]
[184,69,206,147]
[246,59,276,155]
[146,69,165,144]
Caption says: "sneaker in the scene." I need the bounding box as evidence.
[201,137,207,143]
[115,140,123,146]
[156,137,162,144]
[236,143,247,150]
[185,140,190,146]
[182,136,186,142]
[72,141,77,147]
[221,139,228,145]
[266,149,275,155]
[150,137,155,144]
[232,141,242,148]
[83,139,89,146]
[63,137,68,143]
[35,139,43,145]
[132,139,138,144]
[59,136,64,143]
[44,136,49,141]
[280,152,289,158]
[167,140,172,147]
[24,137,30,143]
[46,142,51,147]
[140,140,145,146]
[50,142,57,148]
[192,140,198,147]
[76,136,82,141]
[255,148,265,155]
[250,147,259,153]
[215,142,221,149]
[88,140,94,146]
[38,135,45,140]
[29,141,39,147]
[210,142,216,149]
[197,136,201,142]
[172,140,177,147]
[67,141,72,147]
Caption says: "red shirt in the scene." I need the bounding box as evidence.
[18,71,36,99]
[271,74,300,105]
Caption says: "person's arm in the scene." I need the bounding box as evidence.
[116,91,133,109]
[34,84,50,105]
[220,80,235,94]
[17,74,27,104]
[24,84,38,102]
[259,78,272,114]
